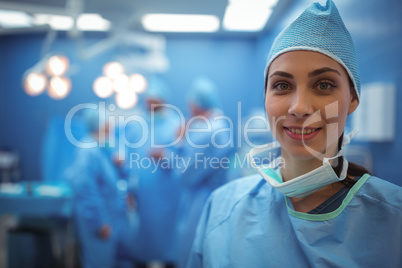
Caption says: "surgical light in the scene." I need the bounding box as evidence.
[115,89,138,110]
[46,55,69,76]
[24,72,47,96]
[48,76,71,99]
[103,62,125,80]
[93,76,114,98]
[129,74,147,93]
[113,74,129,93]
[142,14,220,33]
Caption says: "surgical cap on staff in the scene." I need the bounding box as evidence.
[145,77,170,102]
[187,76,221,109]
[265,0,361,100]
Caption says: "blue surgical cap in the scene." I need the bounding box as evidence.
[145,77,170,102]
[187,75,221,110]
[265,0,360,100]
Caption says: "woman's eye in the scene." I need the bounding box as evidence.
[317,81,335,90]
[274,83,289,91]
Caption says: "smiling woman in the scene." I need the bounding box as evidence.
[186,0,402,267]
[265,51,358,173]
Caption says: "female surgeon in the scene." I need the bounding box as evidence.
[187,0,402,267]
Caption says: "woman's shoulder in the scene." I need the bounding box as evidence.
[359,175,402,212]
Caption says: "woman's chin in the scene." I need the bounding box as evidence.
[282,147,327,162]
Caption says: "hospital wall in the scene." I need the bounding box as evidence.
[257,0,402,184]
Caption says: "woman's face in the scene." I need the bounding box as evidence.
[265,51,358,161]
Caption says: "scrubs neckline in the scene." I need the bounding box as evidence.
[285,173,371,221]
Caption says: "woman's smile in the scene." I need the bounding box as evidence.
[283,126,322,141]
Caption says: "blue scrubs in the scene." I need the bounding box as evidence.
[66,141,129,268]
[175,112,231,268]
[126,109,183,263]
[188,174,402,267]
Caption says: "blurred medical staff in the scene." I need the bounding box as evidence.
[175,76,231,268]
[125,78,183,267]
[65,106,132,268]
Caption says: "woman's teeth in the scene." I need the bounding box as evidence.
[288,128,316,135]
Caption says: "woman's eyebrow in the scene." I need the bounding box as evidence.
[308,67,341,77]
[269,71,294,79]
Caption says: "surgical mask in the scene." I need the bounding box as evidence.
[248,129,358,198]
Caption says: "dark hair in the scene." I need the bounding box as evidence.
[334,77,370,186]
[333,134,370,187]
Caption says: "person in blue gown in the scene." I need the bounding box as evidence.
[66,106,132,268]
[187,1,402,267]
[125,78,183,267]
[175,76,232,268]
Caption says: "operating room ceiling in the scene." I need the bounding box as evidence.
[0,0,293,35]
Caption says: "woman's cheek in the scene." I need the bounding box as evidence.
[265,108,281,140]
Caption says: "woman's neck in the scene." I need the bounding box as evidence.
[279,148,345,213]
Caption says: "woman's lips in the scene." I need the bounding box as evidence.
[284,126,321,141]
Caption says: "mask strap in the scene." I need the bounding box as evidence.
[323,149,343,165]
[339,157,349,179]
[323,149,348,179]
[342,128,359,147]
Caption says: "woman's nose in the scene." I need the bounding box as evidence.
[288,90,314,118]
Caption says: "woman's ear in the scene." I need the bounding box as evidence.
[348,91,359,114]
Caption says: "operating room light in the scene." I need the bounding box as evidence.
[94,62,146,107]
[223,0,277,31]
[129,74,147,93]
[115,89,138,110]
[0,10,32,28]
[113,74,129,93]
[142,14,220,32]
[77,14,111,31]
[103,62,125,80]
[48,76,71,99]
[230,0,278,5]
[34,14,74,31]
[24,72,47,96]
[23,54,72,99]
[93,76,114,98]
[33,13,111,32]
[46,55,69,76]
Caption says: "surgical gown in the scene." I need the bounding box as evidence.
[188,174,402,267]
[175,111,232,268]
[66,141,130,268]
[125,109,183,263]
